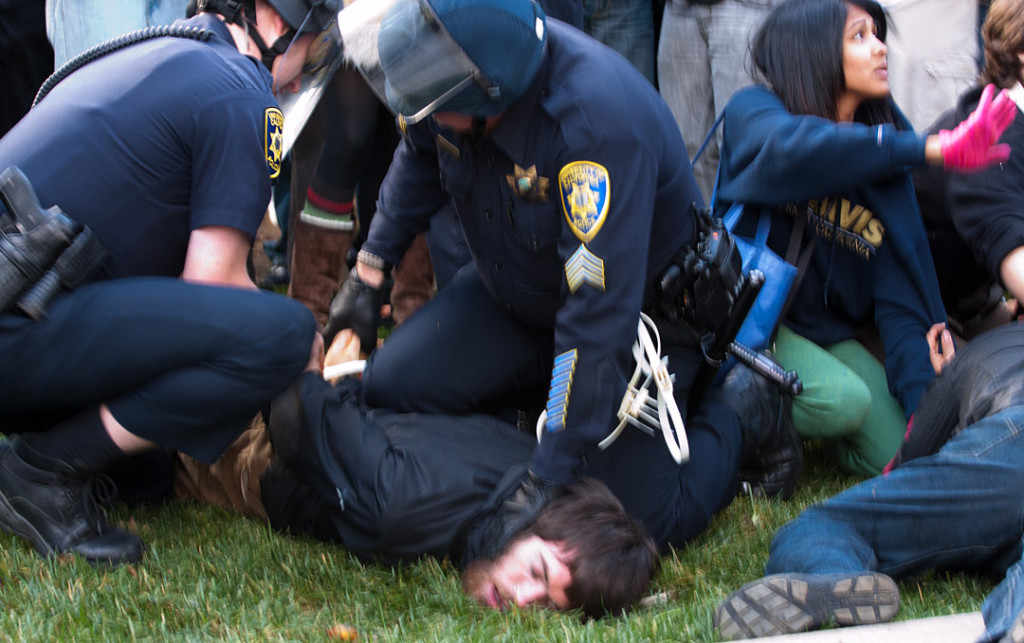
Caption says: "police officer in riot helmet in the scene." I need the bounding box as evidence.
[316,0,802,572]
[0,0,341,565]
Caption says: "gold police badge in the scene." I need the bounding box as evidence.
[506,164,549,202]
[558,161,609,243]
[264,107,284,179]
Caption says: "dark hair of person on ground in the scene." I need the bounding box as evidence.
[750,0,898,126]
[523,478,660,618]
[980,0,1024,89]
[461,477,659,618]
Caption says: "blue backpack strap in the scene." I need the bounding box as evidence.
[691,110,726,169]
[722,201,744,231]
[692,110,727,211]
[754,207,772,244]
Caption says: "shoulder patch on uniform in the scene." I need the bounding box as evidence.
[559,161,609,243]
[565,244,606,293]
[545,349,578,433]
[265,107,284,180]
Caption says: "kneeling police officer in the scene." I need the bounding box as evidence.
[326,0,803,552]
[0,0,342,564]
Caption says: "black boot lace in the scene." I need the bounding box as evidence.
[81,475,119,533]
[56,467,120,534]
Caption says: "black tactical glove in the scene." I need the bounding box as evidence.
[322,267,383,354]
[471,471,567,561]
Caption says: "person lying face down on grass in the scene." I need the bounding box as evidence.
[173,333,659,618]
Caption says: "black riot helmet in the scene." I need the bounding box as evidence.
[195,0,336,31]
[266,0,339,32]
[197,0,345,153]
[194,0,253,27]
[196,0,340,70]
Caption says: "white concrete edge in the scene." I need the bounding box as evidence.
[729,611,985,643]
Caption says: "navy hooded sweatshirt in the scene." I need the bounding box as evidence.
[716,85,947,418]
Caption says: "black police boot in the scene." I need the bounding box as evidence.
[0,437,145,565]
[719,363,803,500]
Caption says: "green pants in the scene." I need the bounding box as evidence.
[773,325,907,476]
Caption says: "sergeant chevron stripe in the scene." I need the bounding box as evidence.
[565,244,605,293]
[544,349,578,432]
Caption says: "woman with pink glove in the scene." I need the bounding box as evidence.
[712,0,1015,478]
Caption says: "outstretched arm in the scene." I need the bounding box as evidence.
[926,84,1016,172]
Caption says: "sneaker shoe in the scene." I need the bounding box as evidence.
[714,572,899,640]
[720,364,803,499]
[0,437,145,565]
[1001,607,1024,643]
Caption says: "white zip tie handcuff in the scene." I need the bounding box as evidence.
[322,360,367,381]
[536,312,689,464]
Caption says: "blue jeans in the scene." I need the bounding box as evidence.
[765,404,1024,643]
[582,0,656,84]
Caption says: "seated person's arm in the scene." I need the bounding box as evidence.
[926,322,957,375]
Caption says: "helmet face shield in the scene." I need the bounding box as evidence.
[338,0,495,125]
[274,12,345,155]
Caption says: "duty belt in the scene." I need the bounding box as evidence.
[0,166,107,319]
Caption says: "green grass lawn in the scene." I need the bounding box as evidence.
[0,442,993,642]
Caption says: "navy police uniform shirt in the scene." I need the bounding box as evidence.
[361,20,702,483]
[0,14,282,280]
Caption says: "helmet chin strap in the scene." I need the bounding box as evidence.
[245,17,295,71]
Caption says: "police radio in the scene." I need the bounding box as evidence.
[0,167,106,319]
[658,204,801,395]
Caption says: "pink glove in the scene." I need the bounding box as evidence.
[938,83,1017,172]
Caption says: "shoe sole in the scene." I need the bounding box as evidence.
[1004,611,1024,643]
[714,572,899,640]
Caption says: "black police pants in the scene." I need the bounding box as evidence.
[0,276,315,463]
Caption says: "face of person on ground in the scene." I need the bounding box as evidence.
[837,3,889,121]
[462,535,574,611]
